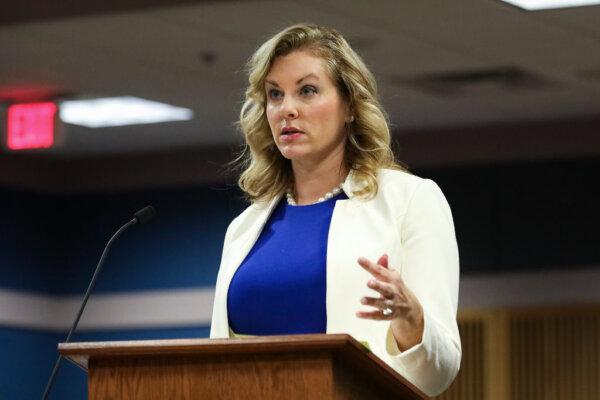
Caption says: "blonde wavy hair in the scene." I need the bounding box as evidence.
[236,23,402,203]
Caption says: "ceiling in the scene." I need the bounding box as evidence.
[1,0,600,157]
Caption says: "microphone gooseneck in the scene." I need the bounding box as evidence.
[41,206,155,400]
[134,205,156,225]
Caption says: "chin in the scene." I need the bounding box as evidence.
[277,145,308,160]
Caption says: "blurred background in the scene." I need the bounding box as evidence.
[1,1,599,399]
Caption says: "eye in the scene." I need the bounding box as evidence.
[300,85,317,96]
[268,88,283,100]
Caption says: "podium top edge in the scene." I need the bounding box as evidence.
[59,333,361,354]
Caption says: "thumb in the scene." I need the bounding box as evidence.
[377,254,389,268]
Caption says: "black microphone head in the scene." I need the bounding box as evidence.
[133,206,156,225]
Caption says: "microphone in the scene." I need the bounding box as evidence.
[41,206,156,400]
[134,205,156,225]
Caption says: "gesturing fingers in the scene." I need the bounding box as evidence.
[356,309,394,320]
[361,296,394,309]
[356,254,415,322]
[367,279,395,299]
[357,256,391,282]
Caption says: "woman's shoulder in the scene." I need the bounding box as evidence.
[377,168,453,223]
[376,168,449,211]
[378,168,422,184]
[377,168,430,196]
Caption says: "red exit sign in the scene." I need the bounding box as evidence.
[7,102,57,150]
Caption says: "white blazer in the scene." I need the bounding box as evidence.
[210,169,461,396]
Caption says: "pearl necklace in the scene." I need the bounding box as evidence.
[286,183,344,206]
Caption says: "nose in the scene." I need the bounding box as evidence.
[279,96,298,120]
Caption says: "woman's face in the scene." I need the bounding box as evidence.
[265,50,351,165]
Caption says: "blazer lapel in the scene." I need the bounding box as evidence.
[218,195,282,326]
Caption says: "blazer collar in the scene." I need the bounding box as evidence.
[341,169,367,199]
[250,168,366,208]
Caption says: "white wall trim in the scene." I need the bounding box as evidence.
[459,267,600,309]
[1,267,599,332]
[0,287,214,332]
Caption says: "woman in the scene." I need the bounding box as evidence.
[210,24,461,396]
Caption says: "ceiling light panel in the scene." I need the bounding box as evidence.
[59,96,193,128]
[500,0,600,10]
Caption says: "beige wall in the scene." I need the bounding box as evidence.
[438,305,600,400]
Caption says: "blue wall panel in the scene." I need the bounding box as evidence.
[0,184,246,294]
[0,326,210,400]
[0,183,243,400]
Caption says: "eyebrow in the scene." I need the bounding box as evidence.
[265,73,320,87]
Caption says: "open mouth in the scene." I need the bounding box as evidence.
[281,130,302,136]
[279,130,303,141]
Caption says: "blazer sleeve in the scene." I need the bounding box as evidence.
[385,179,462,396]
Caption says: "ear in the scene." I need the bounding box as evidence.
[343,101,354,124]
[344,104,355,124]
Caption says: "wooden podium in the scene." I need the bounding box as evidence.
[59,334,427,399]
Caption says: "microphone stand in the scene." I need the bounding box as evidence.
[42,206,154,400]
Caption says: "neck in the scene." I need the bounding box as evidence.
[291,151,348,205]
